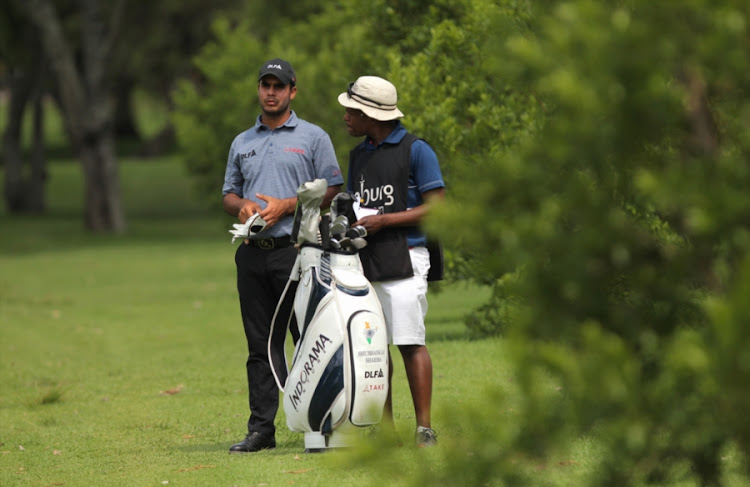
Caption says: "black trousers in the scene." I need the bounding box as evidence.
[234,242,297,436]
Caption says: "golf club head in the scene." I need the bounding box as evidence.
[329,215,349,236]
[345,225,367,239]
[329,238,342,250]
[351,237,367,250]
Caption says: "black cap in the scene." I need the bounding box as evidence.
[258,58,296,86]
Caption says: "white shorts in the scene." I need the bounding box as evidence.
[372,246,430,345]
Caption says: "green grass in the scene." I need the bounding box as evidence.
[0,158,512,486]
[5,156,748,486]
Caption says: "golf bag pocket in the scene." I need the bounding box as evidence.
[347,309,388,426]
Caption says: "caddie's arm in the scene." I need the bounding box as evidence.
[354,187,445,235]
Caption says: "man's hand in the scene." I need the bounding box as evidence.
[353,214,388,236]
[352,188,445,235]
[256,193,295,229]
[238,200,262,224]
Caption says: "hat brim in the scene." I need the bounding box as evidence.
[259,72,294,86]
[338,92,404,121]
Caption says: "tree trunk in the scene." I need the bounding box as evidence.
[28,56,48,213]
[2,68,31,212]
[80,132,126,231]
[1,42,47,214]
[113,77,140,139]
[18,0,127,232]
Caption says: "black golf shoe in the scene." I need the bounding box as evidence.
[229,432,276,453]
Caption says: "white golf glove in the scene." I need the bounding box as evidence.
[229,213,267,243]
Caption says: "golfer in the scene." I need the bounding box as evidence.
[338,76,445,447]
[223,58,343,453]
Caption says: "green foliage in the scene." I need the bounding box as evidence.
[172,7,359,203]
[708,257,750,459]
[465,269,525,338]
[172,18,265,204]
[388,0,538,160]
[172,1,750,484]
[426,0,750,485]
[172,0,534,204]
[383,0,541,332]
[112,0,245,92]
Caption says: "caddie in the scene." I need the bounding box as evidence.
[337,75,445,447]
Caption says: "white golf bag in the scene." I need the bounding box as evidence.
[268,180,389,451]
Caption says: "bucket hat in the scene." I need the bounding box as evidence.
[338,76,404,121]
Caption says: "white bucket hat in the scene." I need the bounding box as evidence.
[338,76,404,121]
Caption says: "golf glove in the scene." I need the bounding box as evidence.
[229,213,267,243]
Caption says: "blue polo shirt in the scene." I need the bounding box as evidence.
[346,122,445,247]
[223,111,343,238]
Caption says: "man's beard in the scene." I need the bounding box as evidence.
[263,100,290,117]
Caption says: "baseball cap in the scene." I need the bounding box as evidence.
[258,58,296,86]
[337,76,404,121]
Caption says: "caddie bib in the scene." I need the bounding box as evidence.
[348,133,418,282]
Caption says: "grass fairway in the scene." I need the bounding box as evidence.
[0,159,504,486]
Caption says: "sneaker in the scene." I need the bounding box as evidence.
[415,426,437,447]
[229,432,276,453]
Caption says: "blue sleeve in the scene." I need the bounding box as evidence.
[406,139,444,246]
[410,139,445,198]
[222,135,244,196]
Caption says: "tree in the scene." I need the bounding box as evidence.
[173,1,750,482]
[0,4,49,213]
[109,0,245,153]
[411,0,750,485]
[173,0,473,203]
[3,0,245,226]
[172,2,376,203]
[11,0,127,232]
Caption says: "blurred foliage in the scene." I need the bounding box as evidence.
[173,0,750,485]
[172,0,534,205]
[430,0,750,485]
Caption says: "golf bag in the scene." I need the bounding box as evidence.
[269,180,389,450]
